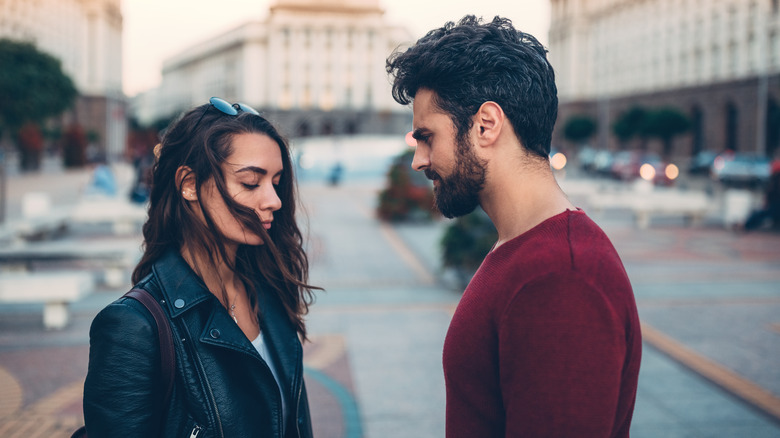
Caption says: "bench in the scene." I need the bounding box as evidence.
[0,238,141,288]
[0,271,94,329]
[69,196,148,235]
[0,192,71,245]
[629,190,712,229]
[586,182,713,229]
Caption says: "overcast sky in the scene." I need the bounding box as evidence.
[121,0,550,97]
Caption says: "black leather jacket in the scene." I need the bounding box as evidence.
[83,250,313,438]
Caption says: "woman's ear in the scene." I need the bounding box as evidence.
[176,166,197,201]
[473,101,505,148]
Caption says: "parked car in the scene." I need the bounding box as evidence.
[592,149,615,176]
[711,152,771,188]
[688,150,718,175]
[610,150,678,186]
[577,146,597,172]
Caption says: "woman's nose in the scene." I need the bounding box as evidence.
[261,185,282,212]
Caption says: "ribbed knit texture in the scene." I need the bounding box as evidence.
[443,209,642,437]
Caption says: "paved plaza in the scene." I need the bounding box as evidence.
[0,161,779,437]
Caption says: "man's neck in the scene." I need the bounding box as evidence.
[480,157,575,250]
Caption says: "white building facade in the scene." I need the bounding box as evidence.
[137,0,413,137]
[0,0,127,160]
[549,0,780,158]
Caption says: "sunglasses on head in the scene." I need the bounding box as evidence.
[194,96,261,127]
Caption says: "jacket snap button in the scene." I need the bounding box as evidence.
[210,329,221,339]
[174,299,185,308]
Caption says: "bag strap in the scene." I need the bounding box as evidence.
[71,288,176,438]
[124,288,176,406]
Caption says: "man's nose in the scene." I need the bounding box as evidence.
[411,146,430,172]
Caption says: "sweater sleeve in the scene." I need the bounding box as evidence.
[498,270,626,437]
[83,298,166,437]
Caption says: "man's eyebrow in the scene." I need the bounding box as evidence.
[235,166,283,177]
[412,128,429,141]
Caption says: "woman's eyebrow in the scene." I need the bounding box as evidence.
[236,166,283,177]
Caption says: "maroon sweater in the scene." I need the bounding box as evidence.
[443,210,641,437]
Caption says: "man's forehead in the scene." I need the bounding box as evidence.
[412,89,446,127]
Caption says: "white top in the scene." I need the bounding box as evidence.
[251,332,287,431]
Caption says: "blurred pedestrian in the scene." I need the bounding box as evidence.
[81,97,318,437]
[84,161,117,197]
[387,16,642,437]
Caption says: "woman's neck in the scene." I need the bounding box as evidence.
[180,243,239,301]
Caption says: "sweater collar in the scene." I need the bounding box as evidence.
[490,208,584,255]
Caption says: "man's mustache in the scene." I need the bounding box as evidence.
[424,169,440,181]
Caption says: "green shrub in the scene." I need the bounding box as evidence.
[376,149,437,222]
[440,208,497,286]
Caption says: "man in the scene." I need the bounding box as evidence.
[386,16,642,437]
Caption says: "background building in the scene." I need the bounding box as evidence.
[134,0,414,138]
[549,0,780,160]
[0,0,127,161]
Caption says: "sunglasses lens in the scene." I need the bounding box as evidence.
[209,97,238,116]
[236,102,260,116]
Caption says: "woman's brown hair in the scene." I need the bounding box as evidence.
[132,103,317,339]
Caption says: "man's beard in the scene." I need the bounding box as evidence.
[425,135,487,218]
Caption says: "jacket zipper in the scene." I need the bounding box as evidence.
[195,352,224,437]
[189,425,202,438]
[184,324,224,438]
[292,342,303,438]
[294,378,303,438]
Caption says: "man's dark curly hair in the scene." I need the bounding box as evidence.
[386,15,558,158]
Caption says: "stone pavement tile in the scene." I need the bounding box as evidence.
[305,369,348,438]
[632,346,780,436]
[307,301,451,438]
[640,301,780,394]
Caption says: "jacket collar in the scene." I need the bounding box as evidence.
[152,249,214,318]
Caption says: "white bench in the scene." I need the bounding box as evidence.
[0,271,94,329]
[0,192,71,245]
[69,196,148,235]
[629,190,712,229]
[587,182,714,229]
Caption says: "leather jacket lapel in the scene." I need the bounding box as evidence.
[256,282,302,401]
[152,250,213,318]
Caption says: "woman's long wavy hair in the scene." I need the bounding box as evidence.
[132,103,317,339]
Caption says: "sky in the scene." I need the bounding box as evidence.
[121,0,550,97]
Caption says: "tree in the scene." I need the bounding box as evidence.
[612,106,648,149]
[642,107,691,160]
[562,115,597,147]
[440,208,497,288]
[0,38,77,170]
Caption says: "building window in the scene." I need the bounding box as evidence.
[690,106,704,155]
[725,102,738,152]
[711,46,721,78]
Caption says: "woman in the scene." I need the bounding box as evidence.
[83,98,318,437]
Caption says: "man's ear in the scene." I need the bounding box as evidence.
[176,165,197,201]
[473,101,505,147]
